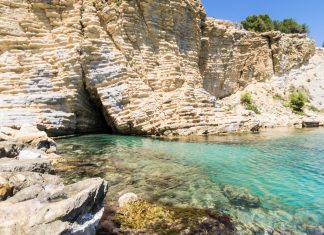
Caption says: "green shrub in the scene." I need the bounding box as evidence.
[307,105,319,112]
[289,91,309,113]
[274,19,308,34]
[240,92,261,114]
[240,92,252,105]
[242,15,309,34]
[241,14,274,33]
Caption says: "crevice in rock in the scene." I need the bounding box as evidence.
[79,63,112,134]
[135,0,149,30]
[198,16,209,77]
[264,35,276,74]
[76,0,112,134]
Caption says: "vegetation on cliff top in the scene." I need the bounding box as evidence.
[242,14,309,34]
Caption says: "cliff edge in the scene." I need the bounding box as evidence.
[0,0,320,136]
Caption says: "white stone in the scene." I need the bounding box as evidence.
[118,192,139,208]
[17,150,41,160]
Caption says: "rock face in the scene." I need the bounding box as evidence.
[0,158,52,173]
[0,172,108,235]
[221,48,324,128]
[200,19,315,98]
[0,125,56,158]
[0,0,316,136]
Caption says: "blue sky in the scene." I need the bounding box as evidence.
[202,0,323,47]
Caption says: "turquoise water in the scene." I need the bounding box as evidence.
[57,128,324,234]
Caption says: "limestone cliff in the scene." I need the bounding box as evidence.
[0,0,317,136]
[201,19,315,98]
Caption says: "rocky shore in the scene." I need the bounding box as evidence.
[0,125,108,235]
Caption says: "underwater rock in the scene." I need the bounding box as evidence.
[0,172,108,235]
[302,224,324,235]
[99,200,236,235]
[221,184,261,209]
[118,192,139,208]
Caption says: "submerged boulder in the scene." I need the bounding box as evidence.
[221,184,261,209]
[118,192,139,208]
[0,172,108,235]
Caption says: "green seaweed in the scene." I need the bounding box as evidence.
[113,200,235,234]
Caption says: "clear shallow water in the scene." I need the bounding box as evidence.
[57,128,324,234]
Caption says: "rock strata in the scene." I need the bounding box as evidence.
[0,172,108,235]
[0,0,317,136]
[221,48,324,128]
[0,125,109,234]
[201,19,315,98]
[0,158,52,173]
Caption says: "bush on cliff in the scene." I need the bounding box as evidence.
[289,91,309,114]
[274,19,309,34]
[241,15,274,33]
[242,15,309,34]
[240,92,261,114]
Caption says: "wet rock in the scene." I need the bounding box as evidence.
[0,172,108,235]
[118,192,139,208]
[0,142,24,158]
[302,120,320,128]
[221,184,261,209]
[0,158,53,174]
[302,224,324,235]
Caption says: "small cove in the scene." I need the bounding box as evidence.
[56,128,324,234]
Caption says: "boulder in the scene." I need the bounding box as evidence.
[221,184,261,209]
[0,177,12,201]
[0,172,108,235]
[118,192,139,208]
[302,120,320,128]
[14,125,57,152]
[0,142,24,158]
[17,149,42,160]
[0,126,56,156]
[0,158,53,174]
